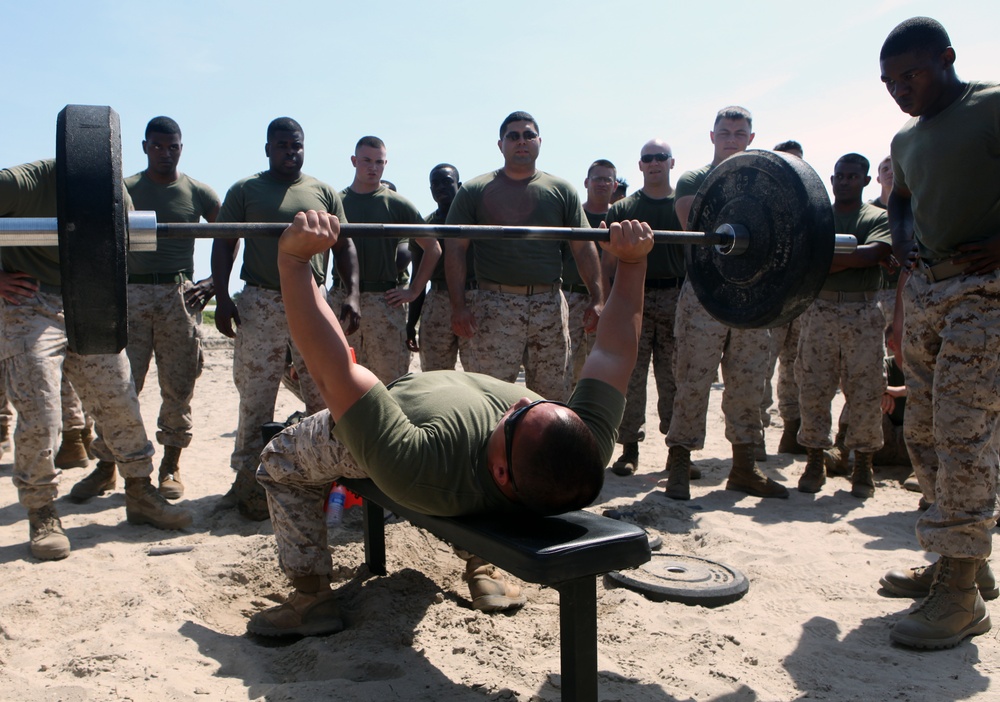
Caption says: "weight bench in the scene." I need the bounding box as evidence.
[338,478,651,702]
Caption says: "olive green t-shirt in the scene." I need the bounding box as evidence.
[607,189,686,278]
[333,372,624,516]
[446,170,590,285]
[124,171,220,275]
[891,81,1000,261]
[217,171,344,288]
[0,160,60,284]
[675,165,712,202]
[415,208,475,286]
[338,185,423,285]
[824,203,892,292]
[0,159,134,286]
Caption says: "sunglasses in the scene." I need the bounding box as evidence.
[503,399,566,493]
[504,130,539,142]
[640,153,672,163]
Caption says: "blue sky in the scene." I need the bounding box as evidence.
[4,0,996,289]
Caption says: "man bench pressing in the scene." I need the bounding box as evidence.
[248,210,652,637]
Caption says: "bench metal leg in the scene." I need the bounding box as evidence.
[361,498,387,576]
[556,577,598,702]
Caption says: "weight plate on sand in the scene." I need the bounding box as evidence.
[607,553,749,607]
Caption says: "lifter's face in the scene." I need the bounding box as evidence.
[143,132,182,177]
[486,397,557,500]
[265,130,304,180]
[710,118,754,163]
[880,48,955,117]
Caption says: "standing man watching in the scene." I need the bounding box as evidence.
[2,160,192,560]
[339,136,440,384]
[606,140,685,477]
[211,117,359,520]
[445,111,603,401]
[564,159,616,382]
[876,17,1000,649]
[72,116,220,502]
[664,107,786,501]
[795,153,891,498]
[405,164,471,371]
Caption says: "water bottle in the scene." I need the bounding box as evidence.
[326,483,347,527]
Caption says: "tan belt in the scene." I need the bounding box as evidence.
[918,258,966,283]
[478,280,559,296]
[816,290,878,303]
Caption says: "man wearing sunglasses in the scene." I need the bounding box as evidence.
[443,111,603,402]
[246,213,652,637]
[664,106,789,501]
[605,140,685,478]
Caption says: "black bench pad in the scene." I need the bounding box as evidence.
[338,478,651,585]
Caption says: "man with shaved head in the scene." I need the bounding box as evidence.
[606,140,686,477]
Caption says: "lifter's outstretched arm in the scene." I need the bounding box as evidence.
[578,220,653,394]
[278,211,379,421]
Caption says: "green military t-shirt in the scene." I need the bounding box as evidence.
[891,81,1000,262]
[824,203,892,292]
[446,170,590,285]
[0,160,60,284]
[338,185,423,285]
[675,164,713,218]
[217,171,345,289]
[1,160,133,286]
[607,189,686,279]
[333,372,624,517]
[124,172,220,275]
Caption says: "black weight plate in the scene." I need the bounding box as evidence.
[686,150,834,328]
[56,105,128,355]
[607,552,749,607]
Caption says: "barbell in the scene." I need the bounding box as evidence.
[1,105,857,355]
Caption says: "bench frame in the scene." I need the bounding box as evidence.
[339,478,651,702]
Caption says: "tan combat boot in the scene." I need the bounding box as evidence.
[54,428,90,469]
[68,461,117,502]
[881,559,1000,600]
[125,477,192,530]
[726,443,789,498]
[851,451,875,499]
[664,445,692,501]
[797,447,827,493]
[823,424,850,476]
[463,556,526,612]
[28,503,71,560]
[610,442,639,476]
[891,557,992,649]
[777,418,806,455]
[158,446,184,500]
[247,575,344,637]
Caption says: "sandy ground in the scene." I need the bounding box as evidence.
[0,324,997,702]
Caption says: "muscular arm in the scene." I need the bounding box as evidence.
[828,242,892,274]
[579,220,653,394]
[278,211,379,421]
[386,238,441,307]
[211,238,240,337]
[569,240,604,332]
[887,186,917,270]
[332,238,361,335]
[445,238,476,337]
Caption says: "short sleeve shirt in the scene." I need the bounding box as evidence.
[338,185,424,284]
[825,203,892,292]
[333,372,624,516]
[607,189,686,278]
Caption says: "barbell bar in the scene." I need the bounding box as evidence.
[4,105,860,354]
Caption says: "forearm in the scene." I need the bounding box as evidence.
[334,240,359,295]
[210,239,237,301]
[409,238,441,292]
[445,241,469,309]
[570,240,603,302]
